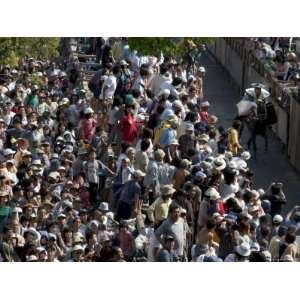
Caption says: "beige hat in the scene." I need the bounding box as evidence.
[213,157,226,171]
[154,149,165,161]
[205,187,220,200]
[198,134,209,143]
[161,184,176,196]
[208,115,218,125]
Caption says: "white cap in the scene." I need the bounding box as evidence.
[84,107,94,114]
[198,66,206,73]
[273,214,283,224]
[200,101,210,107]
[3,148,16,156]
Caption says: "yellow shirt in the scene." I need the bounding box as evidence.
[147,197,173,223]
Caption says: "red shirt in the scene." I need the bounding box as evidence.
[119,114,138,144]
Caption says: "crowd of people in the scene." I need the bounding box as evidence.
[0,37,299,262]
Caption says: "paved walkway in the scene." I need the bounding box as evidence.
[202,51,300,213]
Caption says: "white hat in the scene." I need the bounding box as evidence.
[235,242,251,257]
[89,220,100,228]
[12,207,23,214]
[27,255,38,262]
[227,161,238,169]
[48,171,60,180]
[273,214,283,224]
[6,159,15,165]
[188,75,196,81]
[3,148,16,156]
[231,157,247,171]
[57,213,66,219]
[198,66,206,73]
[84,107,94,114]
[99,202,109,212]
[32,159,42,166]
[158,89,170,97]
[205,187,220,200]
[200,101,210,107]
[173,100,183,109]
[71,245,84,252]
[185,123,195,132]
[24,227,40,241]
[213,157,226,171]
[168,139,179,146]
[240,151,251,161]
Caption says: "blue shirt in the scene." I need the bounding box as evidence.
[119,180,141,205]
[159,128,176,148]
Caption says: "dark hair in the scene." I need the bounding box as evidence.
[285,233,296,244]
[140,139,150,152]
[112,65,121,75]
[169,204,181,213]
[112,96,123,107]
[131,89,141,98]
[159,64,168,75]
[141,128,153,139]
[121,143,130,154]
[232,120,242,130]
[184,112,197,123]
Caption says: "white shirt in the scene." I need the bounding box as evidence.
[100,75,117,100]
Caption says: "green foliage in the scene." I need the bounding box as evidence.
[27,73,44,88]
[0,38,59,66]
[128,37,215,57]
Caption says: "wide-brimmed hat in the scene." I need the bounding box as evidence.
[198,66,206,73]
[168,139,179,146]
[180,159,191,168]
[205,187,220,200]
[71,245,84,253]
[24,227,40,241]
[154,149,165,160]
[198,134,209,143]
[200,101,210,108]
[240,151,251,161]
[212,157,226,171]
[0,190,9,197]
[208,115,218,125]
[99,202,110,212]
[161,184,176,196]
[235,242,251,257]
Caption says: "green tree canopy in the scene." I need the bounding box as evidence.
[128,37,215,57]
[0,38,59,66]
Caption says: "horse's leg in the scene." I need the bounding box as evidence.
[253,133,257,159]
[264,132,268,152]
[247,135,252,150]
